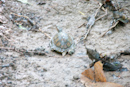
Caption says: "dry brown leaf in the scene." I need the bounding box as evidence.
[81,68,94,80]
[95,82,124,87]
[81,75,94,87]
[94,61,107,82]
[81,75,124,87]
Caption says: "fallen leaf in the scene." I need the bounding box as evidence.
[81,75,124,87]
[94,61,107,82]
[81,75,93,87]
[95,82,124,87]
[81,68,94,80]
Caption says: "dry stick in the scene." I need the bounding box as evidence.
[83,25,92,40]
[10,12,35,26]
[83,3,102,40]
[95,3,102,17]
[44,33,51,39]
[78,23,85,28]
[2,34,14,46]
[39,29,51,39]
[101,21,119,37]
[84,2,109,40]
[78,2,106,28]
[95,9,107,21]
[95,0,107,22]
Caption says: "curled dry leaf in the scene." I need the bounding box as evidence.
[81,68,94,80]
[80,75,93,87]
[81,75,124,87]
[81,61,106,82]
[94,61,107,82]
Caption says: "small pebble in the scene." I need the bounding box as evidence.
[84,65,87,68]
[106,30,113,35]
[73,75,80,80]
[7,77,11,80]
[65,84,69,87]
[43,68,47,72]
[112,74,118,79]
[41,74,43,76]
[75,65,80,68]
[45,51,49,53]
[7,81,12,84]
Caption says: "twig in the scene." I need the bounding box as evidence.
[96,9,107,21]
[44,33,51,39]
[78,23,85,28]
[83,25,92,40]
[83,3,102,40]
[3,34,9,41]
[39,29,51,39]
[94,0,108,22]
[10,12,35,26]
[101,21,119,37]
[95,3,102,17]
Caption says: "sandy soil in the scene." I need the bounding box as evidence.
[0,0,130,87]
